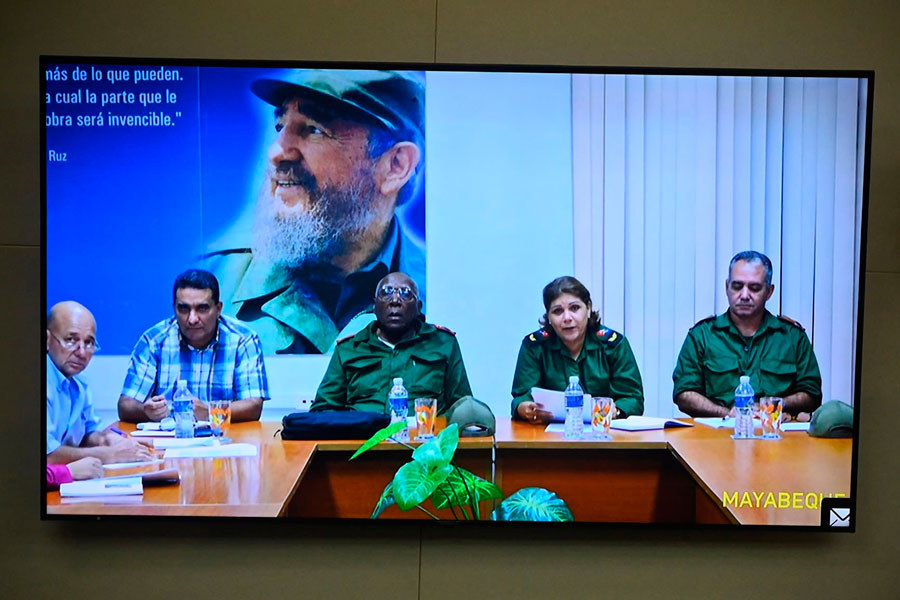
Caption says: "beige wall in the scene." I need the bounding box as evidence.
[3,1,898,597]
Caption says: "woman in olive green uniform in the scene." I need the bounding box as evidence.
[511,276,644,423]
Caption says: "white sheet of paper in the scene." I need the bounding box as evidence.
[544,423,591,434]
[164,443,258,459]
[130,429,175,437]
[695,417,733,429]
[153,437,217,449]
[610,416,693,431]
[136,422,162,430]
[548,417,803,433]
[781,422,811,432]
[531,387,591,422]
[59,477,143,497]
[137,419,176,432]
[60,495,145,504]
[103,459,164,470]
[695,417,763,429]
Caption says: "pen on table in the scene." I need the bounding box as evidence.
[109,427,129,437]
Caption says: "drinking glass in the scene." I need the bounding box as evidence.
[591,397,615,441]
[209,398,232,444]
[759,396,783,439]
[414,397,437,441]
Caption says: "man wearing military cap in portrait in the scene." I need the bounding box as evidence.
[672,251,822,418]
[205,70,425,354]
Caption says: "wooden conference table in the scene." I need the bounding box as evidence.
[46,418,852,526]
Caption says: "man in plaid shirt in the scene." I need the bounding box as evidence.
[117,269,269,423]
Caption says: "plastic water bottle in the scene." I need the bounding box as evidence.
[733,375,755,439]
[173,379,195,439]
[388,377,409,442]
[563,375,584,440]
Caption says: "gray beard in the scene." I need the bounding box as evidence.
[252,180,379,269]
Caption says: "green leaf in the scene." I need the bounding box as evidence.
[350,420,410,460]
[410,438,446,469]
[412,423,459,468]
[370,482,396,519]
[435,423,460,461]
[432,468,503,510]
[491,487,574,522]
[392,460,453,511]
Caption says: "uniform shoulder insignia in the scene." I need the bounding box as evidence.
[691,315,716,329]
[525,328,551,344]
[777,315,806,330]
[432,324,457,336]
[335,333,356,345]
[595,326,623,347]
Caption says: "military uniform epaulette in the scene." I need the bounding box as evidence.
[777,315,806,331]
[432,323,457,336]
[691,315,717,329]
[594,326,623,347]
[335,333,356,345]
[525,328,551,344]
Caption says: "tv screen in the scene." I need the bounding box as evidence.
[42,56,868,529]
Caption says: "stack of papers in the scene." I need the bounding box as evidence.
[610,416,693,431]
[544,423,590,434]
[59,476,143,497]
[695,417,755,429]
[781,422,811,432]
[136,420,175,432]
[529,389,695,431]
[130,429,175,438]
[153,437,217,449]
[164,443,258,459]
[545,417,693,434]
[694,417,810,432]
[103,459,164,470]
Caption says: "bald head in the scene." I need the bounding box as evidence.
[47,301,97,378]
[48,301,93,328]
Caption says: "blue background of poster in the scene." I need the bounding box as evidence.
[45,64,427,354]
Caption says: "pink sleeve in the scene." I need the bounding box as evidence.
[46,464,74,488]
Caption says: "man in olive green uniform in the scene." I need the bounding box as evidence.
[204,70,426,355]
[311,272,471,415]
[673,251,822,417]
[511,325,644,419]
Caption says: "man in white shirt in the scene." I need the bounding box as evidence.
[46,301,154,464]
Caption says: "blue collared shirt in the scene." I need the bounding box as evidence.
[120,314,270,405]
[46,355,101,454]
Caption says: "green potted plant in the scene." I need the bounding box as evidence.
[351,421,574,521]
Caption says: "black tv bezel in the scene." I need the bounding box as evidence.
[39,54,872,532]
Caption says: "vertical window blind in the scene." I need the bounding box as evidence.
[572,74,866,417]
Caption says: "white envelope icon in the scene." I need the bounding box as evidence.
[829,507,850,527]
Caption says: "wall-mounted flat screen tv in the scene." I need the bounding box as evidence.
[42,56,868,529]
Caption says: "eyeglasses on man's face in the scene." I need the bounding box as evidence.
[375,284,417,302]
[49,330,100,353]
